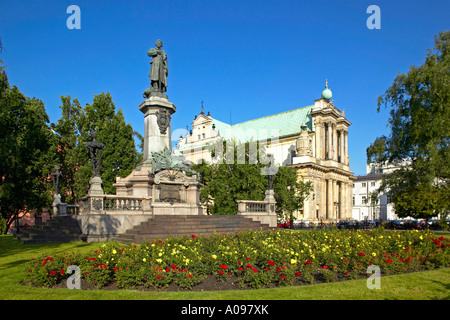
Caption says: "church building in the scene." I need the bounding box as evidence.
[175,82,355,222]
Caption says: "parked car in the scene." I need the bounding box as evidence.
[383,220,403,230]
[277,221,290,228]
[337,220,358,230]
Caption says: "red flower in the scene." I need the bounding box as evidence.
[60,269,65,275]
[188,274,192,278]
[94,263,99,268]
[295,271,301,276]
[322,265,328,269]
[220,265,228,270]
[358,252,365,257]
[156,275,163,279]
[246,257,250,261]
[50,270,57,276]
[304,260,312,265]
[267,260,276,266]
[279,275,286,280]
[218,270,224,275]
[191,234,196,239]
[238,267,243,271]
[385,258,393,263]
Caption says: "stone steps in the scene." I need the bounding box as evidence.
[14,216,83,244]
[113,215,271,244]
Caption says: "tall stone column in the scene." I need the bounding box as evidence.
[332,180,337,220]
[344,131,349,165]
[327,179,333,220]
[332,124,338,161]
[340,182,346,219]
[321,179,327,221]
[339,130,344,163]
[139,96,176,166]
[315,122,321,159]
[327,123,332,160]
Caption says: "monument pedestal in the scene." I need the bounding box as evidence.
[139,95,176,166]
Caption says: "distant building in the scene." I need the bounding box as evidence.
[352,160,411,221]
[175,81,355,222]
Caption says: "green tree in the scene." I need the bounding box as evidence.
[367,31,450,222]
[193,139,268,215]
[51,96,83,203]
[273,166,313,226]
[74,92,142,196]
[193,139,312,219]
[0,69,54,233]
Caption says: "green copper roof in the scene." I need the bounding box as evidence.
[212,105,314,143]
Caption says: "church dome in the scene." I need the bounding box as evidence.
[321,79,332,100]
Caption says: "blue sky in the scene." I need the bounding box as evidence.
[0,0,448,176]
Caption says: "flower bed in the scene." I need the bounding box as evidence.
[24,228,449,290]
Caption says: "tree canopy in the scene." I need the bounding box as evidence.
[367,31,450,221]
[0,69,54,232]
[192,139,312,219]
[0,65,142,233]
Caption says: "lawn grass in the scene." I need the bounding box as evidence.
[1,234,449,300]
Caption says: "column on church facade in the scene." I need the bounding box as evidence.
[340,182,346,219]
[327,123,332,160]
[339,130,344,164]
[315,122,321,159]
[321,179,327,221]
[327,179,333,220]
[332,180,337,220]
[344,131,349,165]
[333,124,338,161]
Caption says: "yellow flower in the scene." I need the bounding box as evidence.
[142,258,146,262]
[290,259,297,264]
[156,258,162,263]
[112,249,117,255]
[212,254,217,259]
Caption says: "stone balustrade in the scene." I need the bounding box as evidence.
[236,199,277,228]
[77,194,153,215]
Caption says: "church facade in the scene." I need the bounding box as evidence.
[175,82,355,222]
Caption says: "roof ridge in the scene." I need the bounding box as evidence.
[211,105,314,127]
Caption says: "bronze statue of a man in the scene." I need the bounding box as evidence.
[147,39,168,95]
